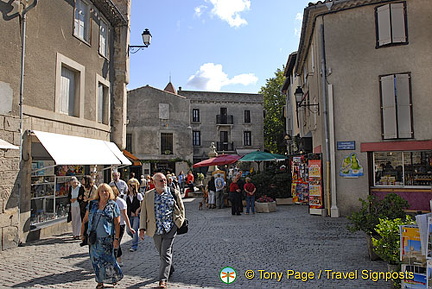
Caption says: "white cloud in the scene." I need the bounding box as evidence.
[187,63,258,91]
[196,0,251,28]
[194,5,207,17]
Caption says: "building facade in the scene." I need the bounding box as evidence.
[127,84,193,175]
[285,0,432,216]
[0,0,130,249]
[178,88,264,164]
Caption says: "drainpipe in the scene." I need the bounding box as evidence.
[18,0,38,243]
[319,22,339,217]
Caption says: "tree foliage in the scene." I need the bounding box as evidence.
[259,67,286,154]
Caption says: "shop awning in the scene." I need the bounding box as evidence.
[122,150,142,166]
[0,139,19,150]
[32,130,131,165]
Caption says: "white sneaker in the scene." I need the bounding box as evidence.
[118,261,124,267]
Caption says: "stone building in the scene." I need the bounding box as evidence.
[178,88,264,164]
[127,84,193,175]
[284,0,432,216]
[0,0,131,248]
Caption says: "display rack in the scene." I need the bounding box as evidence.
[30,174,82,226]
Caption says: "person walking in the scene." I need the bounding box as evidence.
[215,174,226,209]
[109,171,128,198]
[139,173,185,289]
[244,177,256,214]
[177,171,185,193]
[80,183,123,289]
[80,175,97,219]
[78,175,97,246]
[111,184,135,266]
[126,179,142,252]
[68,176,84,240]
[207,176,216,209]
[186,170,194,192]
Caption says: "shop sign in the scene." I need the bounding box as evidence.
[337,141,355,150]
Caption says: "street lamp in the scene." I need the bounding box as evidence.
[128,28,152,55]
[295,86,319,112]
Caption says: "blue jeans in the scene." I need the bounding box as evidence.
[127,216,140,249]
[246,195,255,213]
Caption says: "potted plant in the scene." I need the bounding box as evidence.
[372,216,415,288]
[255,195,277,213]
[347,193,409,260]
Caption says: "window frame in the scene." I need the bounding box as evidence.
[192,109,200,123]
[379,72,413,140]
[74,0,91,44]
[55,53,85,118]
[375,2,408,48]
[96,74,110,124]
[244,131,252,147]
[161,133,173,155]
[99,17,109,58]
[244,110,251,123]
[192,131,201,147]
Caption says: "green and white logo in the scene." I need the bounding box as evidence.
[220,266,237,284]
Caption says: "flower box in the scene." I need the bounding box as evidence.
[255,201,277,213]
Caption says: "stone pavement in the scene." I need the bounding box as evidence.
[0,197,392,289]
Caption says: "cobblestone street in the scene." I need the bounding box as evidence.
[0,198,390,289]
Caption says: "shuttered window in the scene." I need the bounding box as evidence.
[74,0,90,42]
[244,131,252,146]
[376,2,407,47]
[60,66,76,116]
[193,131,201,146]
[380,73,412,139]
[99,19,108,57]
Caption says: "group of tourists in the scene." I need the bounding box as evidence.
[68,171,185,289]
[204,171,256,215]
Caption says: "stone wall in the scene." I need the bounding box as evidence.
[0,115,20,250]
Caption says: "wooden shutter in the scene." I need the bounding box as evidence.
[391,3,406,43]
[377,5,391,46]
[60,67,75,115]
[381,75,397,139]
[395,74,412,138]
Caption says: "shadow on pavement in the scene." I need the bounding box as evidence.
[11,269,94,288]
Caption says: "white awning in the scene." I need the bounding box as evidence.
[32,130,131,166]
[0,139,19,150]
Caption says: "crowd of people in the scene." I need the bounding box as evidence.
[67,168,255,288]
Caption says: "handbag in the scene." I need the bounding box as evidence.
[177,218,188,235]
[87,202,104,246]
[88,230,97,245]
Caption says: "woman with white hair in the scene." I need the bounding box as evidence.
[68,176,84,239]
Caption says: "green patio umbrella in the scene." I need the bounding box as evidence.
[239,151,278,162]
[271,153,288,160]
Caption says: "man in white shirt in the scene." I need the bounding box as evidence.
[109,171,128,198]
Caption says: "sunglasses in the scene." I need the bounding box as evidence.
[156,179,167,183]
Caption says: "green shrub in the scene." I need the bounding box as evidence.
[372,217,414,265]
[250,168,291,199]
[347,193,409,236]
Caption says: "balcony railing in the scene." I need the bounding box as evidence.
[216,142,234,152]
[216,115,233,125]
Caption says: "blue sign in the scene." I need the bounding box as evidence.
[337,141,355,150]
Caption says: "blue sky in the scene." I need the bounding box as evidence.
[128,0,311,93]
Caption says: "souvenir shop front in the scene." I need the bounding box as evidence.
[291,153,324,215]
[361,141,432,212]
[29,130,131,236]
